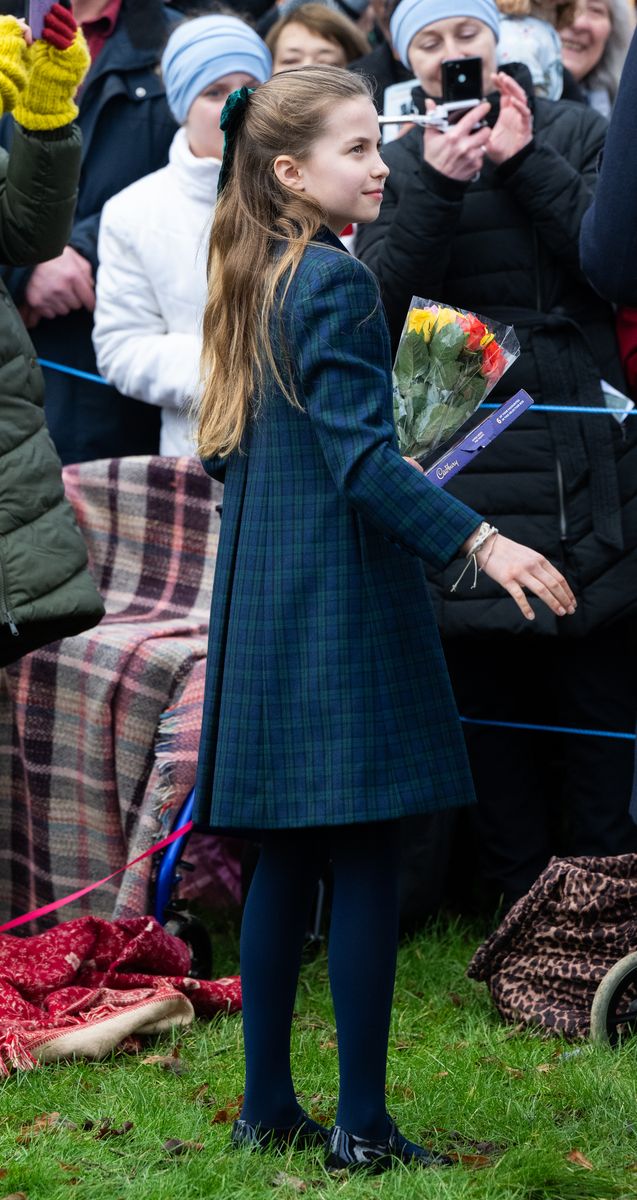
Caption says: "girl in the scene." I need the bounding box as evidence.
[194,65,575,1172]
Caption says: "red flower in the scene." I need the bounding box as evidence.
[481,339,507,382]
[458,314,488,351]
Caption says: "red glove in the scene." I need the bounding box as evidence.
[42,1,77,51]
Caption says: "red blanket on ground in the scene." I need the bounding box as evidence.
[0,916,241,1075]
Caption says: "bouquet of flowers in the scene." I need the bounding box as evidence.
[393,299,520,460]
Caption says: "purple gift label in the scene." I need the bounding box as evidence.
[28,0,53,41]
[423,389,534,488]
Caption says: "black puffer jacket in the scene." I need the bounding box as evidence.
[356,92,637,638]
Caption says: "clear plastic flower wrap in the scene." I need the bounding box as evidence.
[393,299,520,460]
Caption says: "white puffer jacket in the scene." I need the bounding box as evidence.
[94,128,220,456]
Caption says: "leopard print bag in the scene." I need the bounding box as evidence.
[468,854,637,1038]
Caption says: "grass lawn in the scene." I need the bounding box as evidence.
[1,919,636,1200]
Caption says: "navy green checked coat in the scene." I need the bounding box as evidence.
[194,230,483,832]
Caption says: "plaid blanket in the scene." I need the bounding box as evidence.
[0,457,223,929]
[0,915,241,1075]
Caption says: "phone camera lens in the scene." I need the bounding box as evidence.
[458,73,467,84]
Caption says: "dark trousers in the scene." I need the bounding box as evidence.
[443,620,637,908]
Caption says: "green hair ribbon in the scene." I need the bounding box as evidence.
[217,86,255,196]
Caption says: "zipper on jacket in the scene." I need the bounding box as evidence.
[0,541,18,637]
[555,456,568,545]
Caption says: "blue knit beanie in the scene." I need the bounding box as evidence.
[390,0,500,69]
[161,15,272,125]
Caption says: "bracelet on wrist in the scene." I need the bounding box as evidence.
[450,523,499,593]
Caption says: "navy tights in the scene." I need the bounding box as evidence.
[239,821,401,1140]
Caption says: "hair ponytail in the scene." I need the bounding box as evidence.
[197,66,372,460]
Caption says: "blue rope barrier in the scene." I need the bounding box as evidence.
[38,358,110,386]
[460,716,636,740]
[35,359,637,413]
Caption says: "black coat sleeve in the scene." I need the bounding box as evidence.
[496,104,606,280]
[580,30,637,304]
[355,137,468,349]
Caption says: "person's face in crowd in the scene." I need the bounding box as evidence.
[74,0,112,21]
[274,95,389,232]
[186,72,259,158]
[560,0,612,82]
[272,22,348,71]
[407,16,497,97]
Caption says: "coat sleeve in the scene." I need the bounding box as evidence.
[355,148,468,350]
[94,199,201,412]
[0,122,81,267]
[294,254,481,571]
[496,105,606,278]
[580,31,637,304]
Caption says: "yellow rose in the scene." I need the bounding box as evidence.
[434,306,460,332]
[479,332,495,348]
[407,308,436,341]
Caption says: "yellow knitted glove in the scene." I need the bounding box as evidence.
[0,16,29,116]
[14,29,90,132]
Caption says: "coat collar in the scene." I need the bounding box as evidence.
[168,127,222,205]
[311,225,351,253]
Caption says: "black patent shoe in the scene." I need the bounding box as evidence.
[325,1119,453,1173]
[231,1112,330,1151]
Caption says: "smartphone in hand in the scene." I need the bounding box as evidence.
[441,57,484,125]
[27,0,54,41]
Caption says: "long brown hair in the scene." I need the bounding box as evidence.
[198,66,372,460]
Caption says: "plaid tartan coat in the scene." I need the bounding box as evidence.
[194,231,483,832]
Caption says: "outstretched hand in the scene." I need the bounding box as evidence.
[472,532,576,620]
[485,72,533,166]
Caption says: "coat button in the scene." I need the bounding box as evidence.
[135,86,147,98]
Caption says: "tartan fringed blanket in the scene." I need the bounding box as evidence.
[0,916,241,1075]
[0,457,223,929]
[155,660,243,910]
[468,853,637,1038]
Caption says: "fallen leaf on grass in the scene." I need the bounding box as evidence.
[141,1054,188,1075]
[444,1152,494,1169]
[448,992,465,1008]
[478,1055,523,1076]
[17,1114,77,1143]
[191,1084,216,1107]
[536,1063,553,1074]
[93,1120,134,1140]
[211,1096,244,1124]
[566,1150,595,1170]
[162,1139,204,1156]
[58,1164,81,1182]
[433,1071,449,1079]
[271,1172,307,1192]
[115,1036,144,1055]
[0,1192,27,1199]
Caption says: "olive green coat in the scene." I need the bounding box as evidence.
[0,124,104,666]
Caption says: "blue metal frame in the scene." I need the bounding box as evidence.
[153,787,195,924]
